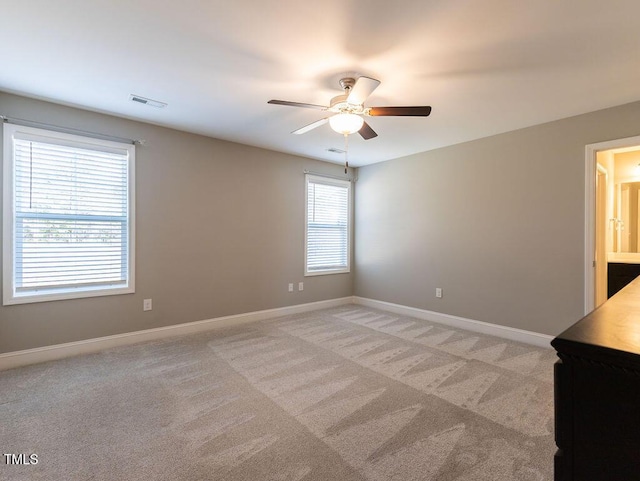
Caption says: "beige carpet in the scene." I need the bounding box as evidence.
[0,305,556,480]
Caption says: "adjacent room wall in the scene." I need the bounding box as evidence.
[0,92,354,354]
[355,101,640,336]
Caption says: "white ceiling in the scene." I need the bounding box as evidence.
[2,0,640,167]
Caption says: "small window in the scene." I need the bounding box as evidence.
[305,174,351,276]
[2,123,135,305]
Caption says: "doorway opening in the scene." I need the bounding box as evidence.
[585,135,640,314]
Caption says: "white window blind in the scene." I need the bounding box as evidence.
[305,174,351,275]
[3,124,135,305]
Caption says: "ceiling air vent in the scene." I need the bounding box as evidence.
[326,148,346,154]
[129,94,167,109]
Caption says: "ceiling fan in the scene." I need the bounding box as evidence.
[268,76,432,140]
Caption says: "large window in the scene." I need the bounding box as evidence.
[3,123,135,305]
[305,174,351,276]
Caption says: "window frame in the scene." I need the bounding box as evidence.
[2,123,136,305]
[304,174,351,277]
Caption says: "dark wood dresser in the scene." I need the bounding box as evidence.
[552,277,640,481]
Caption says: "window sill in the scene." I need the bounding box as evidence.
[3,285,135,306]
[304,268,351,277]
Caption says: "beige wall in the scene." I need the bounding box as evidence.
[614,150,640,183]
[4,92,640,353]
[0,93,354,353]
[355,101,640,336]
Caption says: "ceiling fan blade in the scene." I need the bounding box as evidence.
[292,117,329,135]
[268,99,328,110]
[358,121,378,140]
[368,106,432,117]
[347,76,381,105]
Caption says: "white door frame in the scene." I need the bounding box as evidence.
[595,163,608,307]
[585,134,640,314]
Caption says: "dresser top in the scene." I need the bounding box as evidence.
[552,276,640,366]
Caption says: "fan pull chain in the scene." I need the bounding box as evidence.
[344,133,349,174]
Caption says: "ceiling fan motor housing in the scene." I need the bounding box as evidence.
[330,97,365,114]
[331,78,365,114]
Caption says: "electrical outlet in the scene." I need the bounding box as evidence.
[435,288,442,298]
[143,298,152,311]
[298,282,304,291]
[288,283,294,292]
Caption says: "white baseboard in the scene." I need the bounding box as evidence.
[353,297,554,348]
[0,297,354,371]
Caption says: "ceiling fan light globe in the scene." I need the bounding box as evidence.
[329,113,364,135]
